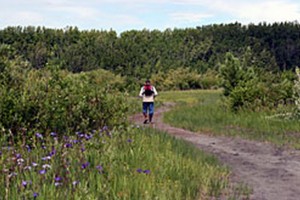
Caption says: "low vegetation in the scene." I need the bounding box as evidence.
[0,126,233,199]
[162,90,300,149]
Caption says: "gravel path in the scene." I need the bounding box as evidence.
[131,103,300,200]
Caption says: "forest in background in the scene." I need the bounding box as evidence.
[1,22,300,77]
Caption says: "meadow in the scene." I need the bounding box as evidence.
[0,125,235,199]
[161,90,300,149]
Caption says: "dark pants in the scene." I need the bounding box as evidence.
[143,102,154,123]
[143,102,154,115]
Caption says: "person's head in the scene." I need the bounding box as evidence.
[145,79,151,85]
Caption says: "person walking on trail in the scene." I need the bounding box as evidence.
[139,79,158,124]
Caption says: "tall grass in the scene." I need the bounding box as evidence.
[162,90,300,149]
[0,126,231,199]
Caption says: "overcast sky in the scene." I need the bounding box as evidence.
[1,0,300,33]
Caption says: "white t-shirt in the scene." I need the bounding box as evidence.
[139,85,158,102]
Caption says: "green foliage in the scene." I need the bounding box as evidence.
[219,52,248,96]
[1,22,300,81]
[219,51,295,111]
[151,67,219,91]
[0,126,231,199]
[151,67,200,90]
[200,69,221,89]
[227,78,263,109]
[0,64,128,135]
[293,67,300,118]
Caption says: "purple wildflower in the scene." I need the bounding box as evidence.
[77,132,85,138]
[81,146,86,152]
[127,139,133,143]
[25,145,31,152]
[54,175,62,182]
[0,151,2,156]
[84,134,92,140]
[42,156,51,161]
[16,153,22,159]
[81,162,90,169]
[102,126,108,131]
[54,175,63,187]
[50,132,57,137]
[65,143,73,148]
[75,131,82,136]
[49,147,56,157]
[22,180,27,187]
[35,133,43,139]
[49,151,55,157]
[22,180,32,187]
[33,192,39,198]
[136,168,151,174]
[39,169,46,175]
[73,139,80,144]
[96,165,103,173]
[32,162,38,167]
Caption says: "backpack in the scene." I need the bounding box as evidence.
[143,85,154,96]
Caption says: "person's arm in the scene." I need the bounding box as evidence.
[139,87,144,97]
[152,86,158,96]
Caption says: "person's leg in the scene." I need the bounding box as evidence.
[142,102,148,124]
[148,102,154,123]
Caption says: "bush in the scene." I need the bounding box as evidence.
[293,67,300,118]
[0,64,129,136]
[219,52,295,111]
[200,69,221,89]
[151,67,206,91]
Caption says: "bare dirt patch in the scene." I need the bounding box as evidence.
[131,103,300,200]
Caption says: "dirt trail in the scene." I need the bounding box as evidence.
[131,103,300,200]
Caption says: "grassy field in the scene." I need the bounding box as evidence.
[0,125,237,199]
[161,90,300,149]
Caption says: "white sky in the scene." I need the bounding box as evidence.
[0,0,300,33]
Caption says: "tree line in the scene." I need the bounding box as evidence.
[1,21,300,79]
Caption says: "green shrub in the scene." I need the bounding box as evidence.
[200,69,221,89]
[151,67,203,91]
[219,52,295,111]
[219,52,247,96]
[293,67,300,118]
[0,64,129,136]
